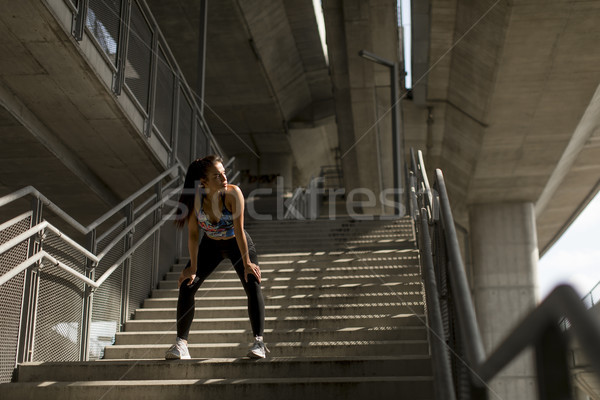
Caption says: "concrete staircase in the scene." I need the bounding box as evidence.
[2,217,434,399]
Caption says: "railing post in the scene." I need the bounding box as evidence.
[71,0,89,41]
[535,322,573,400]
[113,0,132,95]
[419,211,457,400]
[169,76,181,167]
[145,20,159,138]
[80,229,97,361]
[16,198,44,363]
[151,181,163,290]
[120,204,134,329]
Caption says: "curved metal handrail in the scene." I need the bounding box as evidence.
[409,149,600,399]
[0,184,182,289]
[435,169,487,368]
[0,165,180,235]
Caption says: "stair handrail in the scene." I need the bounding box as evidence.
[409,148,435,221]
[0,156,244,289]
[0,164,182,288]
[0,164,180,235]
[0,171,182,288]
[409,148,600,399]
[0,182,181,289]
[283,176,325,220]
[560,280,600,330]
[416,208,457,400]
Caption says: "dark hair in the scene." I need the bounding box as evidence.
[174,155,224,228]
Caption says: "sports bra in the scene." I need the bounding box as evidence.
[195,192,235,239]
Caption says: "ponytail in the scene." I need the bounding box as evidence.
[174,155,223,228]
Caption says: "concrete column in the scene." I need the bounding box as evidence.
[469,202,539,400]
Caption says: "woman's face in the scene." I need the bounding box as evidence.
[201,162,227,191]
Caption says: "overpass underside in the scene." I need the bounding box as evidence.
[0,0,220,233]
[409,0,600,254]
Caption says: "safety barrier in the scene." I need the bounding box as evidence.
[409,148,600,399]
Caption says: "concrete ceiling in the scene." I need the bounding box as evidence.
[110,0,600,251]
[0,0,598,255]
[0,0,164,229]
[417,0,600,252]
[145,0,333,158]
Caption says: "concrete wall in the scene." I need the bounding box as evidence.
[288,118,339,188]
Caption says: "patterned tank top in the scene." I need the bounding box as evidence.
[195,193,235,239]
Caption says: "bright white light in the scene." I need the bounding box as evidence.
[313,0,329,65]
[539,192,600,299]
[400,0,412,89]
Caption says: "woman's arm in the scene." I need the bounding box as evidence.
[228,185,261,283]
[179,211,199,288]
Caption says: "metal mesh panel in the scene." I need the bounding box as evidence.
[89,221,127,360]
[154,45,175,146]
[128,215,154,319]
[32,231,87,362]
[87,0,121,65]
[177,90,193,167]
[0,215,31,383]
[158,217,179,279]
[195,118,208,159]
[125,0,152,112]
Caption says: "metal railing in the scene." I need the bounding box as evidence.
[0,166,185,380]
[0,155,238,383]
[70,0,226,167]
[0,0,243,383]
[560,281,600,331]
[0,155,238,380]
[409,148,600,399]
[283,176,325,220]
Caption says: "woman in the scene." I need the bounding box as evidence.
[165,155,267,359]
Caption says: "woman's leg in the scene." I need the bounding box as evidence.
[225,232,265,337]
[176,235,223,340]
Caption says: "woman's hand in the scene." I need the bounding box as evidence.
[244,262,261,283]
[178,265,196,288]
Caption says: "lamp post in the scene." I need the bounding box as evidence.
[359,50,404,216]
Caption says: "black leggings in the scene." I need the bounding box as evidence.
[176,231,265,340]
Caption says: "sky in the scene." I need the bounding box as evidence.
[538,192,600,300]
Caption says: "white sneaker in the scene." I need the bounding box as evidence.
[247,337,269,359]
[165,338,191,360]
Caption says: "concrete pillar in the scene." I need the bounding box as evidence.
[469,202,539,400]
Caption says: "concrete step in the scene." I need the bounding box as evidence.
[102,339,430,359]
[14,355,432,382]
[142,291,425,308]
[149,281,423,298]
[245,217,412,227]
[123,314,426,332]
[167,259,421,275]
[1,376,434,400]
[173,248,419,265]
[131,303,425,320]
[247,226,414,235]
[248,236,415,245]
[114,326,429,345]
[157,272,422,290]
[1,217,434,400]
[254,242,415,253]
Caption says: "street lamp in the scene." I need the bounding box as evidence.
[359,50,404,216]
